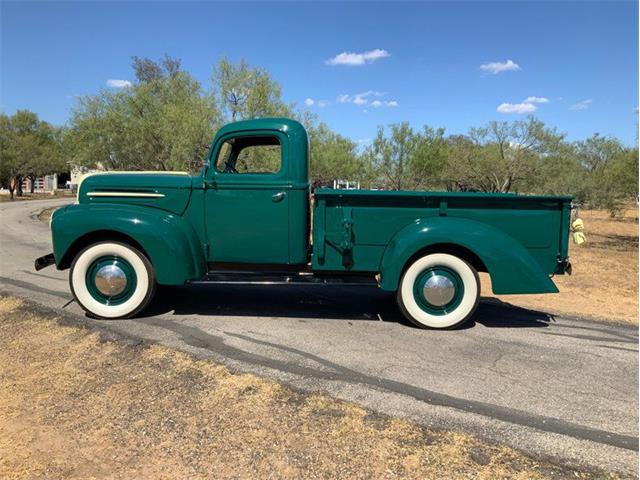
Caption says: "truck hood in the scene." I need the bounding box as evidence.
[77,171,194,215]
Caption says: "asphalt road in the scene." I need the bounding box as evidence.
[1,198,638,476]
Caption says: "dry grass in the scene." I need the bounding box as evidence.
[37,207,56,223]
[484,207,638,324]
[0,191,74,202]
[0,296,601,480]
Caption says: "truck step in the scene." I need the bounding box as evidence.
[188,270,378,287]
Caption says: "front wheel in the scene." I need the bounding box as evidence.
[397,253,480,329]
[70,241,156,319]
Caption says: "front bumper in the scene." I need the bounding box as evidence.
[34,253,55,271]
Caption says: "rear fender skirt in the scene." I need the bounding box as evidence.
[378,217,558,295]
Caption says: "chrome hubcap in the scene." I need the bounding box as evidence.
[423,275,455,306]
[95,264,127,296]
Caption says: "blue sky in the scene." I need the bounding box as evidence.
[2,1,638,145]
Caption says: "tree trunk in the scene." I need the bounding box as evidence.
[501,176,512,193]
[9,176,22,199]
[16,176,23,197]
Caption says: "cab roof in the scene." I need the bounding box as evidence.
[215,117,306,138]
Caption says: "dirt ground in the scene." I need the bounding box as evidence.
[0,296,609,480]
[37,206,57,223]
[484,207,638,324]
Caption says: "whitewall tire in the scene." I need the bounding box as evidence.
[70,241,156,319]
[397,253,480,329]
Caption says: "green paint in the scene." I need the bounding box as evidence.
[313,190,568,294]
[78,173,193,215]
[50,118,572,296]
[51,203,206,285]
[203,125,308,264]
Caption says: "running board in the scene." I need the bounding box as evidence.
[188,270,378,287]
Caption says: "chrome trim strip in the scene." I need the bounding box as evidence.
[87,192,165,198]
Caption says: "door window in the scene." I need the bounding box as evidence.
[215,136,281,174]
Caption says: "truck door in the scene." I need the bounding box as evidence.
[205,132,290,264]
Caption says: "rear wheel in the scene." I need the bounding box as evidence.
[70,241,156,319]
[397,253,480,329]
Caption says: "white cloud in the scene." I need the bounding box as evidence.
[497,95,549,114]
[337,90,398,109]
[497,102,538,114]
[368,99,398,108]
[106,79,132,88]
[570,99,593,111]
[305,98,330,108]
[362,90,385,97]
[634,106,639,114]
[339,90,384,106]
[480,59,521,75]
[523,96,549,104]
[325,49,390,66]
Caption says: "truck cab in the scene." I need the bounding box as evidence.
[201,119,310,265]
[40,118,574,329]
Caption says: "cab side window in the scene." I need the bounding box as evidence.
[215,136,281,174]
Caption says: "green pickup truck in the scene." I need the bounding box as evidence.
[36,118,574,329]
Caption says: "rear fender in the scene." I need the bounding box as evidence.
[379,217,558,294]
[52,204,205,285]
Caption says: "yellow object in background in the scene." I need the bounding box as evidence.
[571,218,586,245]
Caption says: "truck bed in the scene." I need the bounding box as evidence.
[311,188,572,290]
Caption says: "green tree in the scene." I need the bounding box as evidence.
[569,133,637,215]
[574,133,623,172]
[0,110,64,199]
[366,123,449,190]
[212,58,292,122]
[585,146,639,216]
[299,112,365,186]
[441,134,493,192]
[131,54,181,83]
[67,56,219,172]
[411,126,449,189]
[56,54,639,209]
[444,116,565,193]
[609,147,639,203]
[514,139,584,199]
[368,122,419,190]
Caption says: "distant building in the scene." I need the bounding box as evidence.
[21,174,58,193]
[333,179,361,190]
[69,164,105,191]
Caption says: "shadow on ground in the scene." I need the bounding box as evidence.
[142,284,554,330]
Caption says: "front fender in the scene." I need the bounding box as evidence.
[51,204,206,285]
[379,217,558,294]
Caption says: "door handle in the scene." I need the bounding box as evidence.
[272,192,286,203]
